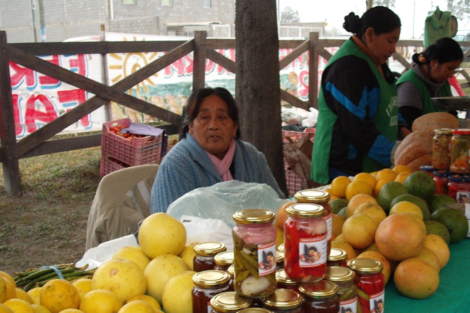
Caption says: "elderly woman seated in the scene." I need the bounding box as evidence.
[150,87,284,213]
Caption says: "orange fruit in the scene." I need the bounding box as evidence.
[416,247,441,273]
[353,172,377,190]
[331,241,357,261]
[357,250,392,285]
[395,172,411,183]
[333,233,345,242]
[345,180,372,201]
[40,279,80,313]
[330,176,351,198]
[353,202,387,225]
[422,234,450,269]
[332,214,345,237]
[342,213,378,249]
[3,299,35,313]
[374,179,392,197]
[346,194,378,218]
[389,201,423,219]
[394,257,439,299]
[276,201,296,229]
[376,168,398,182]
[393,165,412,174]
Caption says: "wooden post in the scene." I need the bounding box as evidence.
[101,24,112,122]
[192,31,207,91]
[0,31,22,196]
[309,32,319,110]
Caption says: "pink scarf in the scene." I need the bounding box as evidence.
[206,138,236,181]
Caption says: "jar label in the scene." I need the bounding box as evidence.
[465,203,470,219]
[456,191,470,204]
[369,289,385,313]
[340,296,357,313]
[325,212,332,240]
[298,234,327,268]
[207,302,211,313]
[258,241,277,276]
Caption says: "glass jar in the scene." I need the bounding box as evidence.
[294,189,332,256]
[327,248,348,268]
[237,309,272,313]
[214,251,234,272]
[420,165,435,178]
[284,203,327,283]
[450,129,470,174]
[298,280,340,313]
[433,170,451,195]
[210,291,252,313]
[262,288,303,313]
[276,269,300,292]
[447,174,470,202]
[232,209,277,298]
[276,251,284,270]
[227,265,235,291]
[192,270,231,313]
[277,243,285,253]
[325,266,357,313]
[194,242,227,272]
[432,128,453,170]
[347,258,385,313]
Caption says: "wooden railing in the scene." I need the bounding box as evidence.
[1,30,470,195]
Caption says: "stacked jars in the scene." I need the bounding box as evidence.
[192,270,231,313]
[325,266,357,312]
[275,269,300,292]
[450,129,470,174]
[194,242,227,272]
[327,248,349,268]
[214,251,234,272]
[262,288,303,313]
[432,128,453,170]
[298,280,340,313]
[210,291,252,313]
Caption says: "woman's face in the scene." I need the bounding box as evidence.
[188,95,238,159]
[429,59,462,83]
[365,27,401,65]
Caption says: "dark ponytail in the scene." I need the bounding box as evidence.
[412,37,463,65]
[343,6,401,38]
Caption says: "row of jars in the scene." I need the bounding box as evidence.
[420,165,470,201]
[433,128,470,174]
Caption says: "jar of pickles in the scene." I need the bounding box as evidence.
[298,280,340,313]
[210,291,252,313]
[450,129,470,174]
[325,266,357,313]
[194,242,227,272]
[262,289,303,313]
[284,203,327,283]
[433,170,451,195]
[232,209,277,298]
[432,128,453,170]
[275,269,300,292]
[294,189,332,256]
[214,251,234,272]
[447,174,470,201]
[192,270,231,313]
[347,258,385,313]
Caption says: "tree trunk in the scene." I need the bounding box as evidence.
[235,0,287,196]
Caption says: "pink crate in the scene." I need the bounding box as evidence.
[100,156,127,177]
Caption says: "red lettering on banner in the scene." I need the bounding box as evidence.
[39,55,61,86]
[9,62,36,89]
[12,94,24,136]
[24,94,58,133]
[69,54,87,76]
[185,54,193,75]
[57,89,90,127]
[299,70,309,98]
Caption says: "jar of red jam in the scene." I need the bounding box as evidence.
[432,128,453,170]
[276,251,284,270]
[262,288,303,313]
[433,170,450,195]
[325,266,357,313]
[232,209,277,298]
[192,270,231,313]
[450,129,470,174]
[327,248,348,267]
[298,280,340,313]
[210,291,252,313]
[294,189,332,256]
[447,174,470,202]
[214,251,234,272]
[347,258,385,313]
[194,242,227,272]
[276,269,300,292]
[420,165,435,178]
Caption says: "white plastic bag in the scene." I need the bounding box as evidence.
[180,215,233,250]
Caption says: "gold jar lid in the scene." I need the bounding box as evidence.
[193,270,230,288]
[214,251,234,266]
[233,209,275,224]
[194,242,227,256]
[298,280,339,299]
[237,309,272,313]
[294,189,330,203]
[325,266,355,282]
[210,291,252,312]
[278,243,285,253]
[276,251,284,264]
[263,288,303,309]
[227,264,234,277]
[347,258,383,274]
[434,128,453,135]
[276,269,298,286]
[286,203,325,218]
[328,247,348,262]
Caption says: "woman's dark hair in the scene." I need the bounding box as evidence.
[343,6,401,38]
[180,87,241,139]
[412,37,463,65]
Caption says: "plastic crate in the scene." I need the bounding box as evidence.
[100,118,164,177]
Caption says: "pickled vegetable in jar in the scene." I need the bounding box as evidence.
[327,247,348,268]
[298,280,340,313]
[450,129,470,174]
[433,170,450,195]
[194,242,227,272]
[262,288,303,313]
[294,189,332,256]
[210,291,252,313]
[347,258,385,313]
[432,128,453,170]
[232,209,277,298]
[276,269,300,292]
[325,266,357,313]
[276,251,285,270]
[214,251,234,272]
[192,270,231,313]
[447,174,470,201]
[284,203,327,283]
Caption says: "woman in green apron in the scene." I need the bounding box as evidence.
[311,6,409,185]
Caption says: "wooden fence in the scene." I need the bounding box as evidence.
[1,30,470,195]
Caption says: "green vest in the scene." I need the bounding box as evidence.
[311,39,398,184]
[397,69,451,114]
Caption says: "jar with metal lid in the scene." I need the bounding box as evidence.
[194,242,227,272]
[232,209,277,298]
[277,243,285,253]
[193,270,231,313]
[227,265,234,291]
[294,189,332,256]
[325,266,357,313]
[433,170,451,195]
[450,129,470,174]
[327,247,348,268]
[275,251,284,270]
[262,288,303,313]
[347,258,385,313]
[420,165,435,178]
[432,128,453,170]
[284,203,327,283]
[214,251,234,272]
[237,309,272,313]
[275,269,300,292]
[210,291,252,313]
[298,280,340,313]
[448,174,470,201]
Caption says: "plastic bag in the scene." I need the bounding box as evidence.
[166,180,290,229]
[180,215,234,250]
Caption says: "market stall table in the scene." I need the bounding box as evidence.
[386,239,470,312]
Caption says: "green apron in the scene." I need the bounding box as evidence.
[311,39,398,184]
